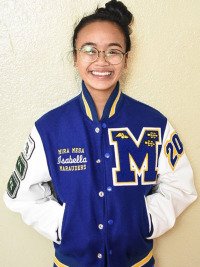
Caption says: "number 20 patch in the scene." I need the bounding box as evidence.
[164,131,184,170]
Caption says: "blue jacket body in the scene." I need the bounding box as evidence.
[36,82,166,267]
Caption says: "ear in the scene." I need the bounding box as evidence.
[124,53,128,69]
[73,51,78,67]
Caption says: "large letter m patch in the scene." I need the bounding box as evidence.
[108,127,161,186]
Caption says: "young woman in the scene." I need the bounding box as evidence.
[4,0,197,267]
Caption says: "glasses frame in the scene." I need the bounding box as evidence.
[75,46,127,65]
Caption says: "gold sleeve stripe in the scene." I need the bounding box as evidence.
[131,249,153,267]
[109,90,121,118]
[82,92,93,120]
[54,256,69,267]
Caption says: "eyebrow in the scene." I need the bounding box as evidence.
[80,42,123,49]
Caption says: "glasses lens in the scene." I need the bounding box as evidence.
[105,50,123,65]
[79,46,124,64]
[80,46,98,62]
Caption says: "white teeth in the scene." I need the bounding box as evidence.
[92,71,111,76]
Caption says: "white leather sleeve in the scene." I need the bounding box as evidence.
[146,121,197,239]
[3,125,65,244]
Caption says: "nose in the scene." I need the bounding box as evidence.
[95,51,109,65]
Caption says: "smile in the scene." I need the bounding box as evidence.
[91,71,111,76]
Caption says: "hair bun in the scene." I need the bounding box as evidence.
[73,0,133,52]
[97,0,133,27]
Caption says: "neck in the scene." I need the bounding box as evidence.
[87,87,115,120]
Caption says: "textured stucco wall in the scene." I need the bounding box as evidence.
[0,0,200,266]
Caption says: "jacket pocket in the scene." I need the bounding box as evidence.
[141,196,153,238]
[58,203,69,242]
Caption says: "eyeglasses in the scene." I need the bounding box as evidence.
[75,45,126,65]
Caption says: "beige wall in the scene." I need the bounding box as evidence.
[0,0,199,266]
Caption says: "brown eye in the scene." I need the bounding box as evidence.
[106,50,121,56]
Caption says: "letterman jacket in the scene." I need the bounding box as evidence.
[4,81,197,267]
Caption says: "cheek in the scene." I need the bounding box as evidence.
[77,62,88,73]
[76,62,91,80]
[115,65,126,77]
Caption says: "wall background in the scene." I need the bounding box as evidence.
[0,0,199,266]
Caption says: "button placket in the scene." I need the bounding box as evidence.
[99,122,113,259]
[95,126,102,165]
[95,123,105,259]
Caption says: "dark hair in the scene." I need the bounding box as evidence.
[73,0,134,53]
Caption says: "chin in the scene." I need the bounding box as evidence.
[86,81,117,92]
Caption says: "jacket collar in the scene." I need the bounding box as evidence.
[79,81,122,122]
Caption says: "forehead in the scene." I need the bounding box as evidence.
[76,21,126,48]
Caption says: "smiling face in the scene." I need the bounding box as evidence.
[74,21,128,95]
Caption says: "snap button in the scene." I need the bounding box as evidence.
[105,153,110,158]
[107,186,112,192]
[108,219,114,225]
[99,191,104,197]
[98,224,103,230]
[97,253,102,259]
[96,159,101,163]
[102,123,107,128]
[95,127,100,133]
